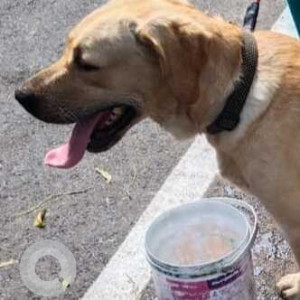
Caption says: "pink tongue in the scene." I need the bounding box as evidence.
[44,113,108,169]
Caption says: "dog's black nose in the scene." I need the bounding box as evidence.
[15,86,37,113]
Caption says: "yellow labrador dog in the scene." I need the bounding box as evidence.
[14,0,300,298]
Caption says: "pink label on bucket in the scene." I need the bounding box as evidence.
[167,279,210,299]
[152,253,255,300]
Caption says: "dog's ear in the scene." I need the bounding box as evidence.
[133,17,213,104]
[129,21,166,75]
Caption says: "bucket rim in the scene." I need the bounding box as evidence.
[145,197,257,275]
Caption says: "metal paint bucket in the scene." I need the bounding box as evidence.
[145,198,258,300]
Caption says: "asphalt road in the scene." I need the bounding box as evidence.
[0,0,285,299]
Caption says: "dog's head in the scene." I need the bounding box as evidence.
[15,0,241,168]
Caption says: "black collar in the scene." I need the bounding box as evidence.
[206,32,258,134]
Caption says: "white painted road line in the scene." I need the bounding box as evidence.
[272,7,298,38]
[82,6,293,300]
[82,136,217,300]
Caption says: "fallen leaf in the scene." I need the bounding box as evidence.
[34,209,47,228]
[61,279,70,288]
[0,259,17,269]
[95,168,112,184]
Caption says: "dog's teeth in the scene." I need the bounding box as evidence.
[112,107,123,115]
[110,114,118,121]
[105,119,113,126]
[104,107,123,126]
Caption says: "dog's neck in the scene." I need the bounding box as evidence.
[206,32,258,134]
[187,18,245,134]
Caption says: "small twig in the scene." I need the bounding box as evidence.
[129,165,137,189]
[14,188,92,217]
[123,165,137,200]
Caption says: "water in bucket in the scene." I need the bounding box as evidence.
[145,198,258,300]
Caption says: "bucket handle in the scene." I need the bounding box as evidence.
[213,197,258,271]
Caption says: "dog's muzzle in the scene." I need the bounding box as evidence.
[15,86,39,116]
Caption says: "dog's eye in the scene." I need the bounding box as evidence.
[73,47,100,72]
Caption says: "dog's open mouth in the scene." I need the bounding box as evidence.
[44,105,138,169]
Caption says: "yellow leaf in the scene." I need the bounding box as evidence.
[95,168,112,184]
[0,259,17,269]
[34,209,47,228]
[61,279,70,288]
